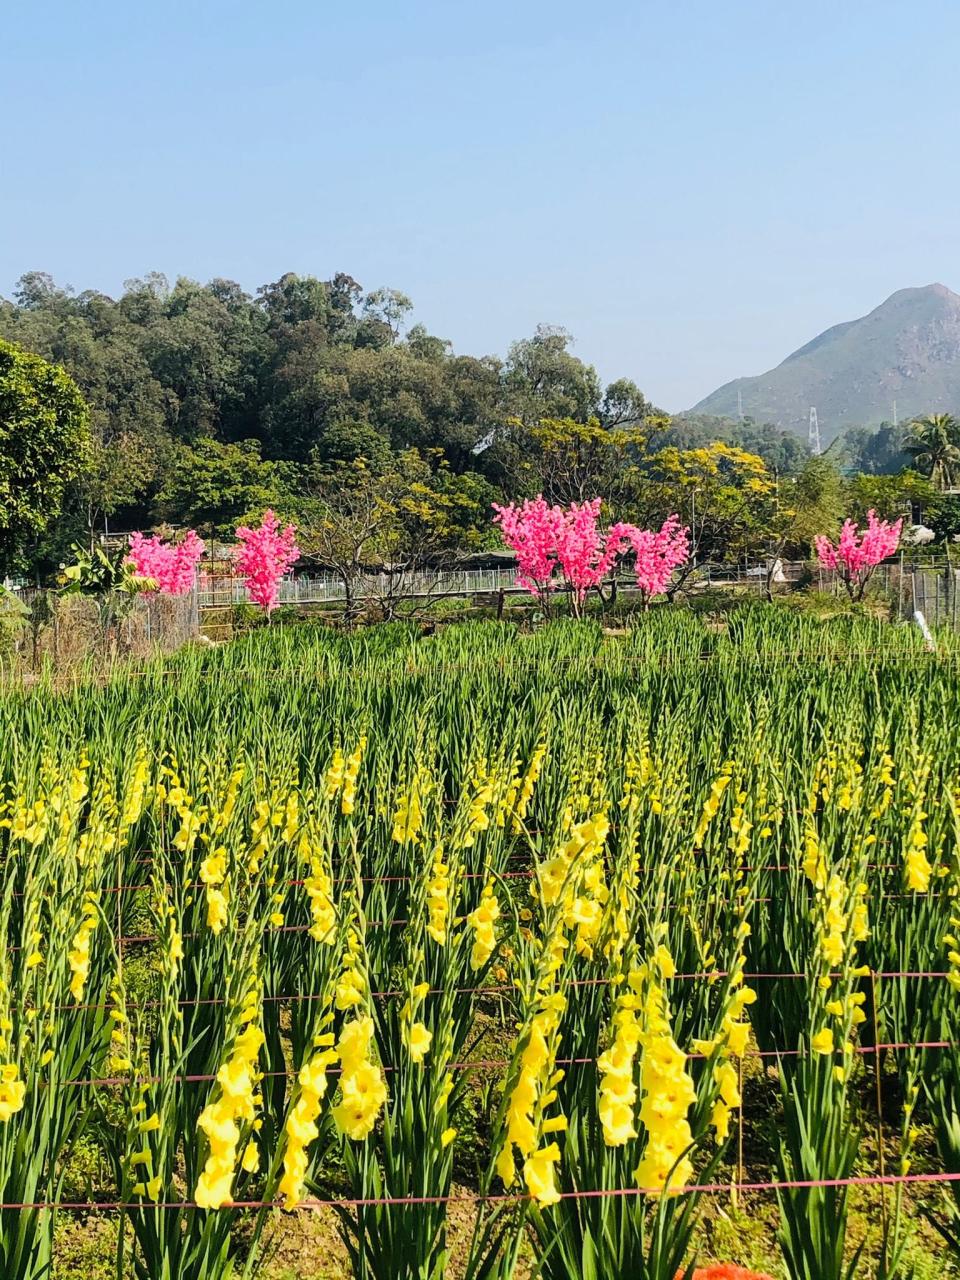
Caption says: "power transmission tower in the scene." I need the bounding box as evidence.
[737,388,744,423]
[808,407,821,455]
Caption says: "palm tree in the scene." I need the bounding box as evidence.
[904,413,960,490]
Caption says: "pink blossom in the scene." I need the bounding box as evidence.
[492,496,564,600]
[126,530,205,596]
[234,509,300,612]
[815,510,901,599]
[492,496,634,608]
[493,496,688,611]
[621,515,690,602]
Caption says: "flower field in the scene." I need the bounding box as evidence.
[2,607,960,1279]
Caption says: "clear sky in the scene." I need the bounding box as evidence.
[3,0,960,411]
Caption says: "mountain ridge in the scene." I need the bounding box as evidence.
[690,284,960,441]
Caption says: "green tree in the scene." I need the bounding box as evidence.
[507,415,640,504]
[846,470,933,523]
[903,413,960,490]
[926,493,960,543]
[157,438,292,538]
[0,268,673,574]
[256,272,328,330]
[362,287,413,342]
[630,441,777,569]
[311,419,394,470]
[300,451,495,622]
[0,339,90,574]
[651,413,810,475]
[598,377,660,427]
[762,456,845,596]
[504,326,601,424]
[839,422,910,475]
[326,272,363,344]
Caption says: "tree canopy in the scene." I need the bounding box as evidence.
[903,414,960,491]
[2,268,956,577]
[0,272,666,552]
[0,338,90,575]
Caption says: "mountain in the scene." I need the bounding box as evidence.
[690,284,960,442]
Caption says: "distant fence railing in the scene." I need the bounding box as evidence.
[697,557,960,627]
[197,568,522,608]
[199,557,960,629]
[896,562,960,629]
[11,558,959,656]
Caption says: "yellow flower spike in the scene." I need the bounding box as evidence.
[408,1022,432,1063]
[724,1021,750,1057]
[652,944,676,979]
[495,1143,515,1187]
[811,1028,835,1055]
[523,1143,562,1205]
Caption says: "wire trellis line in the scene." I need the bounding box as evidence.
[5,862,930,900]
[50,1038,960,1091]
[41,968,954,1015]
[4,1168,960,1213]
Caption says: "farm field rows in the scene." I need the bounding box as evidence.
[2,608,960,1279]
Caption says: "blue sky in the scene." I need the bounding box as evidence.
[2,0,959,410]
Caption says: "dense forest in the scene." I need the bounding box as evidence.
[0,270,650,534]
[0,269,951,580]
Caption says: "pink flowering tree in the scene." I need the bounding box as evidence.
[126,530,205,596]
[620,515,690,609]
[493,495,653,616]
[491,496,560,602]
[492,496,626,615]
[234,510,300,613]
[814,509,902,600]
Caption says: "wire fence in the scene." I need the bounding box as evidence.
[2,1168,959,1213]
[194,557,960,628]
[7,559,959,656]
[28,969,955,1016]
[7,589,200,674]
[197,567,521,608]
[32,1037,960,1092]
